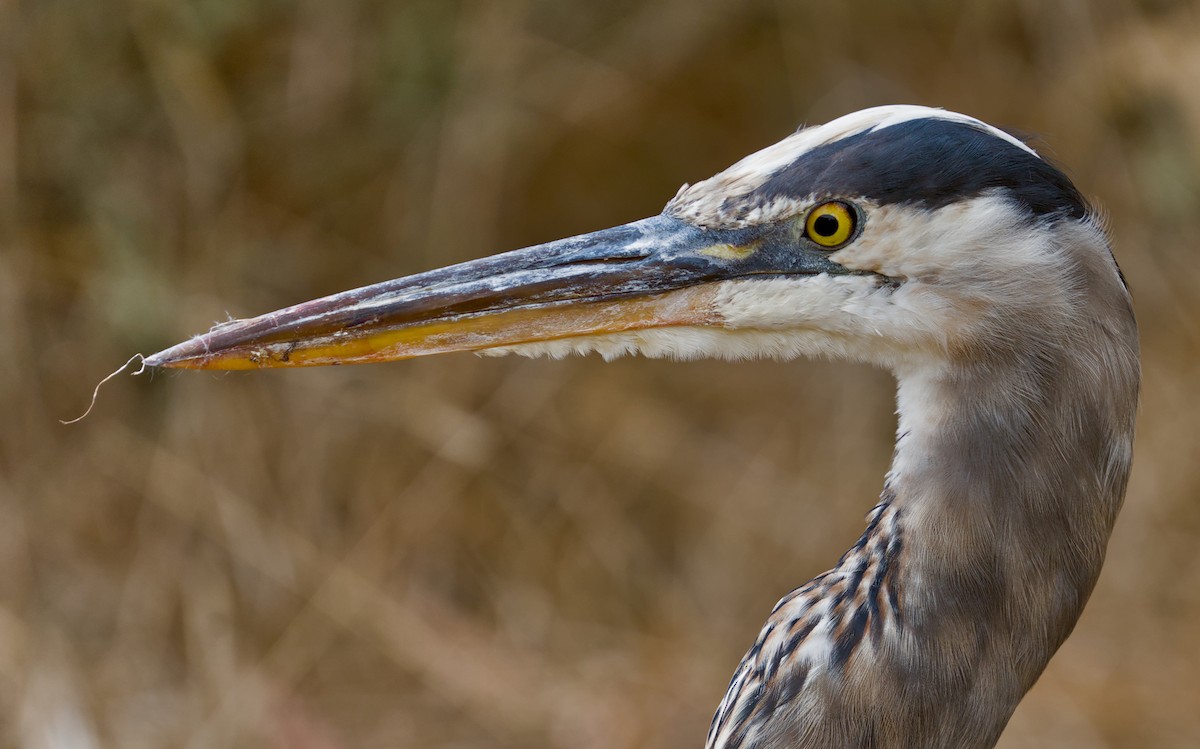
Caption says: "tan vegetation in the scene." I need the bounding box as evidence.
[6,0,1200,746]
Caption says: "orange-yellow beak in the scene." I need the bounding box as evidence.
[145,214,848,370]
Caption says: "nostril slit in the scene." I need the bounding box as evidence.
[556,255,643,267]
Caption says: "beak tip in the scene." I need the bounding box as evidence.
[144,339,207,369]
[145,332,301,370]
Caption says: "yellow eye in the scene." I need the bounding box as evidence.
[804,201,856,248]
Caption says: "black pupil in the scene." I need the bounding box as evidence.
[813,213,841,238]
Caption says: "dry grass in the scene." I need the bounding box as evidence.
[6,0,1200,746]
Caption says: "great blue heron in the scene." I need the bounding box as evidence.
[146,106,1139,749]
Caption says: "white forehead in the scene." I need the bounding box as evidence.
[667,106,1039,227]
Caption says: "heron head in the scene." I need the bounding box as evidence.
[146,105,1120,372]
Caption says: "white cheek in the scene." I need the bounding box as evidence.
[716,275,882,332]
[838,197,1046,290]
[715,276,957,357]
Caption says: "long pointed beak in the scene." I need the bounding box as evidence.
[145,214,847,370]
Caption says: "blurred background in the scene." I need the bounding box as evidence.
[5,0,1200,746]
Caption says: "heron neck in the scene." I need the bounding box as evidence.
[878,345,1136,734]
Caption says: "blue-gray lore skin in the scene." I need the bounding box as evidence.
[148,106,1138,749]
